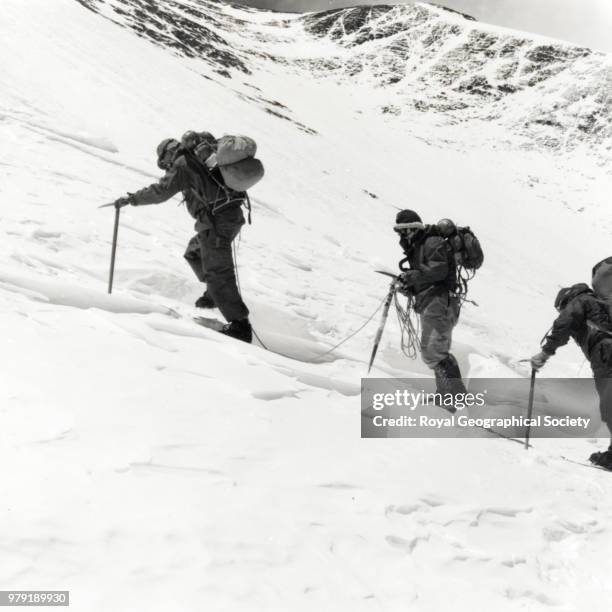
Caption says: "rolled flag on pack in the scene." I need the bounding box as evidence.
[216,134,265,192]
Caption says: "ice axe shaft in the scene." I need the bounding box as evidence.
[368,274,398,373]
[107,205,120,294]
[524,368,537,450]
[375,270,398,280]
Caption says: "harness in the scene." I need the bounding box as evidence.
[183,151,251,225]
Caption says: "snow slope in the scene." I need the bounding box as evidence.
[1,0,612,609]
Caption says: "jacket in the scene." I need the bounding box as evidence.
[542,284,612,359]
[130,153,245,231]
[399,232,457,311]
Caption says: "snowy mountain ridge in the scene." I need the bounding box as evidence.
[76,0,612,158]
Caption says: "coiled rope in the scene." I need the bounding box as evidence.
[393,292,421,360]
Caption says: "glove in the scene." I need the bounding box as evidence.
[530,351,551,371]
[396,271,416,297]
[113,195,134,209]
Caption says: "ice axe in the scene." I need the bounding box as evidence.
[99,202,121,294]
[524,367,537,450]
[367,271,398,374]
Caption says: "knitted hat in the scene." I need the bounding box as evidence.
[395,210,422,225]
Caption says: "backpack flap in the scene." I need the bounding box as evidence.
[216,135,257,165]
[220,158,265,192]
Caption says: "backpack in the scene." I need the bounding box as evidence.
[424,220,483,300]
[180,131,264,222]
[436,219,484,273]
[591,258,612,333]
[214,135,265,192]
[180,131,265,190]
[593,257,612,302]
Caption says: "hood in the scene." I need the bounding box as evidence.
[554,283,592,311]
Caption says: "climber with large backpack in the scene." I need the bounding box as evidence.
[111,131,264,343]
[530,259,612,468]
[393,210,483,406]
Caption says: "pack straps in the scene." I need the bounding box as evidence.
[184,150,251,223]
[587,320,612,338]
[207,169,251,223]
[245,193,252,225]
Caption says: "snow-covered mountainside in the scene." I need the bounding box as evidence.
[1,0,612,610]
[77,0,612,156]
[300,5,612,152]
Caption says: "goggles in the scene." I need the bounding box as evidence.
[157,141,180,170]
[394,222,425,233]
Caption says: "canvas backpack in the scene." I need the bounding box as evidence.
[591,257,612,331]
[189,133,265,192]
[180,131,264,221]
[424,219,483,300]
[435,219,484,274]
[593,257,612,303]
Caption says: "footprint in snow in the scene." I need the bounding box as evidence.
[543,517,600,542]
[385,534,429,553]
[31,229,63,240]
[420,496,445,508]
[500,557,527,568]
[451,553,492,563]
[385,504,422,516]
[292,307,317,320]
[285,289,307,300]
[504,588,559,606]
[251,389,301,400]
[557,518,598,534]
[542,528,572,543]
[470,506,533,526]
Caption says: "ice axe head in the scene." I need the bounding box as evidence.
[375,270,398,280]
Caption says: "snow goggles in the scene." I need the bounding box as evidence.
[157,140,180,170]
[394,222,425,233]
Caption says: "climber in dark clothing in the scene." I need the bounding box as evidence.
[394,210,466,402]
[531,282,612,468]
[112,136,251,343]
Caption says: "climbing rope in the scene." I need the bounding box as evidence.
[393,292,421,360]
[232,235,269,350]
[232,234,387,363]
[303,295,387,363]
